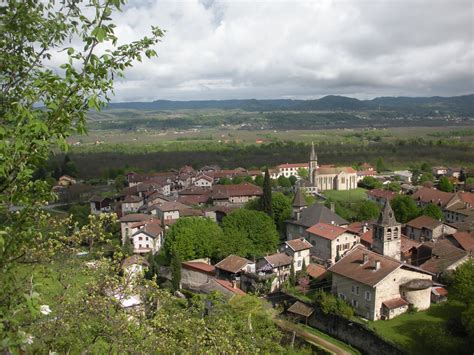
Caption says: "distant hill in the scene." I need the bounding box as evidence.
[108,94,474,115]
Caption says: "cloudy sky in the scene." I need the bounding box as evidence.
[106,0,473,101]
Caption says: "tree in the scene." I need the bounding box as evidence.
[419,172,434,185]
[232,176,243,184]
[271,192,292,233]
[114,175,127,191]
[420,162,431,173]
[260,168,273,217]
[288,175,298,186]
[297,168,308,179]
[359,176,382,190]
[221,209,279,258]
[254,174,264,187]
[69,204,90,228]
[438,176,454,192]
[386,182,401,192]
[171,251,182,292]
[277,175,291,188]
[0,0,163,348]
[422,203,444,221]
[450,260,474,306]
[355,200,381,221]
[390,195,421,223]
[219,177,232,185]
[288,262,296,287]
[163,217,224,262]
[376,158,387,173]
[459,169,466,182]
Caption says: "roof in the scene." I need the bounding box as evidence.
[90,195,111,203]
[285,238,312,252]
[406,215,442,230]
[316,166,356,175]
[287,301,315,317]
[119,213,153,223]
[360,229,374,246]
[401,236,422,253]
[211,183,263,198]
[215,255,252,273]
[181,261,216,275]
[432,286,448,297]
[412,187,454,207]
[306,223,348,241]
[292,188,307,208]
[155,201,190,212]
[450,231,474,251]
[214,279,247,296]
[123,195,143,203]
[382,298,409,310]
[367,188,397,200]
[264,252,293,267]
[377,200,399,226]
[419,239,468,274]
[122,255,150,268]
[306,264,328,279]
[287,203,348,228]
[195,174,213,182]
[133,222,163,238]
[328,247,402,287]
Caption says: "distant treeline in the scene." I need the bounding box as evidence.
[55,140,474,180]
[107,94,474,116]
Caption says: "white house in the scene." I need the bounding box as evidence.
[119,213,155,245]
[283,238,312,272]
[193,174,213,189]
[130,221,164,254]
[122,195,144,214]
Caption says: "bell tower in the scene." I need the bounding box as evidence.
[372,200,401,260]
[292,187,307,221]
[309,142,318,185]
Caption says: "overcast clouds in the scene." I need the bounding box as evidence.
[105,0,473,101]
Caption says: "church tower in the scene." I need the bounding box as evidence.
[292,187,307,221]
[372,200,402,260]
[309,142,318,185]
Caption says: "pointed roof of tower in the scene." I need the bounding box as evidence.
[292,188,307,208]
[377,200,398,226]
[310,142,317,161]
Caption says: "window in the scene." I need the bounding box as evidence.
[139,236,143,241]
[297,260,302,267]
[351,285,360,295]
[338,293,346,300]
[365,291,371,301]
[356,286,359,295]
[352,299,358,307]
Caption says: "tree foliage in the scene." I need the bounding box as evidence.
[438,176,454,192]
[221,209,279,258]
[355,200,381,221]
[422,203,444,221]
[358,176,382,190]
[260,168,273,217]
[390,195,421,223]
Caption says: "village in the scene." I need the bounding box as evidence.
[52,144,474,353]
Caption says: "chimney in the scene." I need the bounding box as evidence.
[374,260,381,271]
[330,202,335,212]
[331,220,335,225]
[362,223,368,233]
[362,253,369,264]
[231,280,237,288]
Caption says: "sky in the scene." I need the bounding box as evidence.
[103,0,473,101]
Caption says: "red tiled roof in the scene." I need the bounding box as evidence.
[182,261,216,275]
[367,188,397,200]
[306,223,348,241]
[277,163,308,169]
[287,301,315,317]
[360,229,374,246]
[382,297,409,310]
[450,231,474,251]
[264,252,293,267]
[286,238,312,252]
[434,287,448,297]
[119,213,153,223]
[316,166,356,174]
[412,187,454,207]
[214,279,246,296]
[459,192,474,205]
[215,255,252,273]
[406,215,442,230]
[401,235,422,253]
[212,183,263,198]
[123,195,143,203]
[155,201,190,212]
[306,264,327,279]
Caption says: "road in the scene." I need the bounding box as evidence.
[274,318,353,355]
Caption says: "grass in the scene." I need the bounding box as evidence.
[300,324,361,355]
[322,188,368,203]
[368,302,470,354]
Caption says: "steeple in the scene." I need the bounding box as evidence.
[309,142,318,185]
[372,200,401,260]
[292,187,307,221]
[310,141,317,162]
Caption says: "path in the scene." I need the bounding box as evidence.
[274,318,352,355]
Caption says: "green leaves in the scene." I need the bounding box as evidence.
[91,26,107,42]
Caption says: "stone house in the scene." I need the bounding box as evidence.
[305,223,360,265]
[89,196,112,215]
[150,201,191,224]
[119,213,155,245]
[404,215,457,242]
[210,183,263,206]
[215,255,255,281]
[283,238,312,272]
[366,188,397,206]
[329,247,433,320]
[193,174,213,189]
[122,195,144,214]
[181,260,216,290]
[447,231,474,252]
[130,221,164,254]
[256,252,293,292]
[418,239,471,277]
[411,187,454,208]
[443,192,474,224]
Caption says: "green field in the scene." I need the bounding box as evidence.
[322,188,368,203]
[368,302,471,354]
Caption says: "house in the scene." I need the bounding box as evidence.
[58,175,76,186]
[256,252,294,291]
[411,187,454,208]
[119,213,155,245]
[89,195,112,215]
[356,169,376,182]
[286,190,348,241]
[272,163,308,179]
[181,260,216,290]
[432,167,448,176]
[393,170,413,183]
[329,247,433,320]
[122,195,144,214]
[447,231,474,252]
[443,192,474,224]
[150,201,191,224]
[210,183,263,206]
[215,255,255,281]
[306,264,328,281]
[287,301,315,323]
[130,221,164,254]
[305,223,360,265]
[177,187,211,206]
[366,188,397,206]
[418,239,471,276]
[193,174,213,189]
[400,236,422,264]
[405,215,457,242]
[283,238,312,272]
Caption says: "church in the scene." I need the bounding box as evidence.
[303,143,358,193]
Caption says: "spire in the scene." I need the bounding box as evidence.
[310,141,317,161]
[292,188,307,208]
[377,200,398,226]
